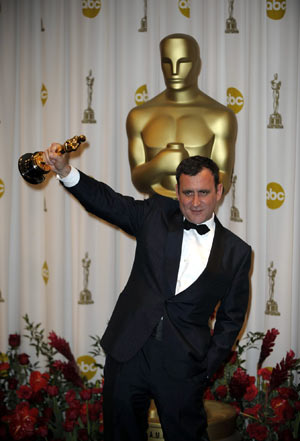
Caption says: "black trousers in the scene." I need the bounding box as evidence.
[103,335,209,441]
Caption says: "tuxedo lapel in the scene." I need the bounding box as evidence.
[203,216,225,276]
[164,208,184,295]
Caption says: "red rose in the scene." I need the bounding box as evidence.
[65,389,77,404]
[215,385,228,399]
[244,383,258,401]
[29,371,49,393]
[243,403,262,418]
[246,422,268,441]
[2,402,38,440]
[17,385,33,400]
[80,388,92,401]
[257,367,272,381]
[229,367,253,400]
[18,353,30,365]
[8,378,18,390]
[47,385,59,397]
[277,387,298,400]
[8,334,21,348]
[271,397,295,423]
[89,401,102,421]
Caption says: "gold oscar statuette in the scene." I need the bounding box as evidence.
[18,135,86,185]
[82,70,96,124]
[127,33,237,198]
[78,252,94,305]
[230,175,243,222]
[268,73,283,129]
[265,261,280,316]
[138,0,147,32]
[225,0,239,34]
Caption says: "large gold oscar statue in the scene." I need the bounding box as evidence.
[127,33,237,198]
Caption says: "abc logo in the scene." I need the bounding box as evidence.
[77,355,97,380]
[0,179,5,198]
[178,0,190,18]
[227,88,244,114]
[135,84,148,106]
[266,0,286,20]
[40,84,48,106]
[266,182,285,209]
[82,0,101,18]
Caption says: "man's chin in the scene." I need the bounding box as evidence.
[187,214,205,224]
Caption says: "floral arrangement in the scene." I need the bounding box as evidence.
[0,314,104,441]
[205,328,300,441]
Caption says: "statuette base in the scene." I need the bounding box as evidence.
[78,289,94,305]
[265,299,280,316]
[225,18,239,33]
[268,113,283,129]
[82,108,96,124]
[230,206,243,222]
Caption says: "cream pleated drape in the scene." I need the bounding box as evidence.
[0,0,299,378]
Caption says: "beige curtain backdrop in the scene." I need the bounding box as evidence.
[0,0,299,378]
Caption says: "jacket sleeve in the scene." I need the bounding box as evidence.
[206,244,252,379]
[63,170,148,237]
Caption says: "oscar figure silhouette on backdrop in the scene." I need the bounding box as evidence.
[127,33,237,198]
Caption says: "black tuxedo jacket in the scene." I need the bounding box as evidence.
[66,171,251,382]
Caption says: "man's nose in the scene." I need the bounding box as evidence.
[192,194,201,206]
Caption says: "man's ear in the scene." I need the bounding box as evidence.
[217,183,223,200]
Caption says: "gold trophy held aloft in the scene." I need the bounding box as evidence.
[18,135,86,185]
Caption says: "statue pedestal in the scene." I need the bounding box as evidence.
[148,400,238,441]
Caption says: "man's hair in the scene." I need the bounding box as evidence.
[176,156,220,189]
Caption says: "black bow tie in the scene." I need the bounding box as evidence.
[183,219,210,235]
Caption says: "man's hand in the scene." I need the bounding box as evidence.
[43,143,71,178]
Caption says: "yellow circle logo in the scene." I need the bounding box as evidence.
[82,0,101,18]
[266,182,285,209]
[0,179,5,198]
[77,355,97,380]
[227,88,244,114]
[266,0,286,20]
[135,84,148,106]
[178,0,190,18]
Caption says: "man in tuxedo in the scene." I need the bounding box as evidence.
[44,148,251,441]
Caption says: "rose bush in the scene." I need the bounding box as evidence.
[205,329,300,441]
[0,315,104,441]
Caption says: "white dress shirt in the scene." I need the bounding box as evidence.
[175,215,215,294]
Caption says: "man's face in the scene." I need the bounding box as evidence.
[176,169,223,224]
[160,38,200,90]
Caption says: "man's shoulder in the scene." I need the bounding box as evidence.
[147,193,179,210]
[215,217,251,251]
